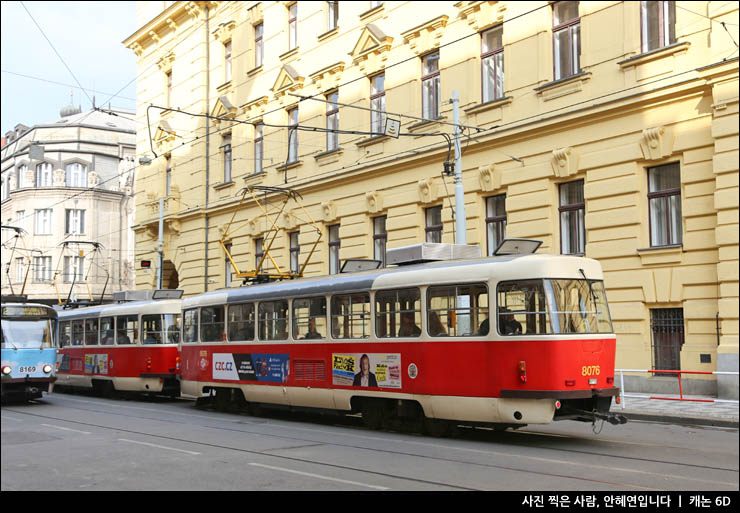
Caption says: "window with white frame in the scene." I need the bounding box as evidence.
[65,209,85,235]
[559,180,585,255]
[66,162,87,187]
[327,1,338,31]
[288,107,299,163]
[14,257,24,283]
[328,224,340,275]
[222,133,232,182]
[326,91,339,152]
[63,255,85,283]
[290,231,300,273]
[373,216,387,267]
[254,123,264,174]
[15,210,25,232]
[34,208,53,235]
[1,175,9,200]
[641,1,676,52]
[370,74,386,135]
[648,162,682,247]
[33,256,52,282]
[422,52,441,119]
[16,164,28,188]
[288,3,298,51]
[254,23,264,67]
[35,162,53,187]
[224,40,232,82]
[553,1,581,81]
[481,25,504,103]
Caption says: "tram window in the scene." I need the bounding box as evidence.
[142,315,164,344]
[116,315,137,345]
[59,321,71,347]
[85,318,99,345]
[183,309,199,343]
[164,314,181,343]
[228,303,255,342]
[375,288,421,338]
[71,319,84,345]
[497,281,546,335]
[293,297,327,340]
[201,306,226,342]
[331,293,370,339]
[428,284,489,337]
[258,301,289,341]
[100,317,115,345]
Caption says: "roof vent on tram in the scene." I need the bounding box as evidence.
[386,243,481,266]
[112,289,183,302]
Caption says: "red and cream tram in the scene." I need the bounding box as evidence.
[179,242,623,430]
[56,291,182,396]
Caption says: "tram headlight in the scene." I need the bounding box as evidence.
[43,364,53,374]
[1,366,11,376]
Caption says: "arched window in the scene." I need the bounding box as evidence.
[36,162,53,187]
[66,162,88,187]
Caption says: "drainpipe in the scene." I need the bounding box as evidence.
[204,3,210,292]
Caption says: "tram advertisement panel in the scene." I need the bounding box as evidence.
[332,353,401,388]
[213,353,289,383]
[84,354,109,374]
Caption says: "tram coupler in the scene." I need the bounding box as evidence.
[588,409,628,425]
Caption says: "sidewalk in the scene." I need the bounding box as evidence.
[616,393,739,428]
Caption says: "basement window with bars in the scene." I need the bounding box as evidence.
[650,308,684,376]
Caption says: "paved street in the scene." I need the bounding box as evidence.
[2,392,738,492]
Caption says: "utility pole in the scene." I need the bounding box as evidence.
[451,90,466,244]
[157,197,163,289]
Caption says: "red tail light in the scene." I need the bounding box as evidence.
[615,396,621,404]
[146,357,152,371]
[175,356,181,371]
[607,376,614,385]
[518,361,527,383]
[565,379,576,386]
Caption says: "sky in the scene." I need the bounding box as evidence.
[1,1,138,136]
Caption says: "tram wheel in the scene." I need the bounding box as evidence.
[424,418,452,438]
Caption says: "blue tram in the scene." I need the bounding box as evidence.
[1,296,58,401]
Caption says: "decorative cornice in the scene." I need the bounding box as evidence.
[417,178,438,204]
[212,20,236,42]
[401,15,449,56]
[366,191,383,213]
[309,62,345,92]
[639,126,673,161]
[271,65,305,103]
[157,52,176,73]
[456,1,504,32]
[241,96,269,118]
[321,201,338,223]
[551,147,579,178]
[349,24,393,74]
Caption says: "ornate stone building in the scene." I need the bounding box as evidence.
[1,106,137,304]
[124,1,738,397]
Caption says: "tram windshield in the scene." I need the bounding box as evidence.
[1,319,55,348]
[497,279,612,335]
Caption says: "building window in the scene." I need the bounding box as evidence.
[35,162,53,187]
[65,209,85,235]
[253,23,263,69]
[64,255,85,283]
[1,175,9,200]
[648,162,682,247]
[15,210,25,232]
[651,308,684,376]
[166,70,173,108]
[370,74,386,135]
[290,231,300,273]
[422,52,441,119]
[254,123,264,174]
[327,1,338,31]
[288,3,298,51]
[288,107,299,163]
[559,180,585,255]
[33,256,52,282]
[486,195,507,255]
[16,164,28,189]
[553,1,580,80]
[255,238,264,269]
[425,206,443,243]
[641,1,675,52]
[224,40,232,82]
[34,208,53,235]
[328,224,340,275]
[165,155,172,196]
[225,243,233,288]
[66,162,87,187]
[326,91,339,152]
[373,216,387,267]
[14,257,24,283]
[222,134,232,183]
[481,25,504,103]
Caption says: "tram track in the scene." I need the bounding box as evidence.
[3,394,738,490]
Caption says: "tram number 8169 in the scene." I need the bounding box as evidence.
[581,365,600,376]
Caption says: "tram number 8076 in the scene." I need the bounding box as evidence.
[581,365,600,376]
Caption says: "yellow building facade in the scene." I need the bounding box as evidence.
[124,1,738,397]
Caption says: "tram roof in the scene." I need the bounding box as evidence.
[56,298,183,320]
[182,253,605,309]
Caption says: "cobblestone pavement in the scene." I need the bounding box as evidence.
[617,393,739,427]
